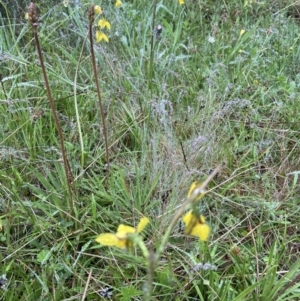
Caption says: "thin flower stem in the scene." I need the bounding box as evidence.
[74,33,89,168]
[88,22,109,173]
[29,5,74,214]
[148,0,158,90]
[144,165,221,301]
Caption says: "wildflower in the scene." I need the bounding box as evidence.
[115,0,122,7]
[244,0,253,7]
[187,182,206,202]
[178,0,185,4]
[183,210,210,241]
[100,286,113,298]
[96,31,109,43]
[25,12,29,20]
[191,262,217,272]
[240,29,246,36]
[208,36,215,44]
[98,19,111,30]
[95,217,149,248]
[94,5,102,15]
[0,274,7,290]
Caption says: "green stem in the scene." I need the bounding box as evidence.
[74,35,88,168]
[88,21,109,173]
[148,0,158,90]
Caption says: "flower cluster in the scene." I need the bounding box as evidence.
[191,262,217,272]
[92,1,123,42]
[93,5,111,43]
[182,181,210,241]
[95,181,210,253]
[26,2,38,24]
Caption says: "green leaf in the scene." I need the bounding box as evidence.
[37,249,51,265]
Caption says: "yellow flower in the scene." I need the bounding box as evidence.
[244,0,253,7]
[94,5,102,15]
[95,217,149,248]
[183,210,210,241]
[25,12,29,20]
[136,216,149,232]
[115,0,122,7]
[240,29,246,36]
[96,31,109,43]
[178,0,185,4]
[98,19,111,30]
[187,182,206,202]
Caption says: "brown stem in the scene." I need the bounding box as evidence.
[28,3,74,214]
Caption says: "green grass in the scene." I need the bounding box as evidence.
[1,0,300,300]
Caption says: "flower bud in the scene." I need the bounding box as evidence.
[27,2,38,24]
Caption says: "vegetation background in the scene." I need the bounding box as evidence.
[1,0,300,300]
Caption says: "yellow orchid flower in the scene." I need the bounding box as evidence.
[187,182,206,202]
[94,5,102,15]
[115,0,122,7]
[183,210,210,241]
[96,31,109,43]
[95,217,149,248]
[98,19,111,30]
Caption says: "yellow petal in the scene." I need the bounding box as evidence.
[199,215,206,224]
[117,224,136,237]
[102,33,109,43]
[25,12,29,20]
[187,182,206,202]
[137,217,149,233]
[183,210,198,234]
[183,211,210,240]
[183,210,193,226]
[240,29,246,36]
[190,223,210,241]
[95,233,119,246]
[94,5,102,15]
[115,0,122,7]
[115,238,127,248]
[98,19,111,30]
[96,31,109,43]
[178,0,184,4]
